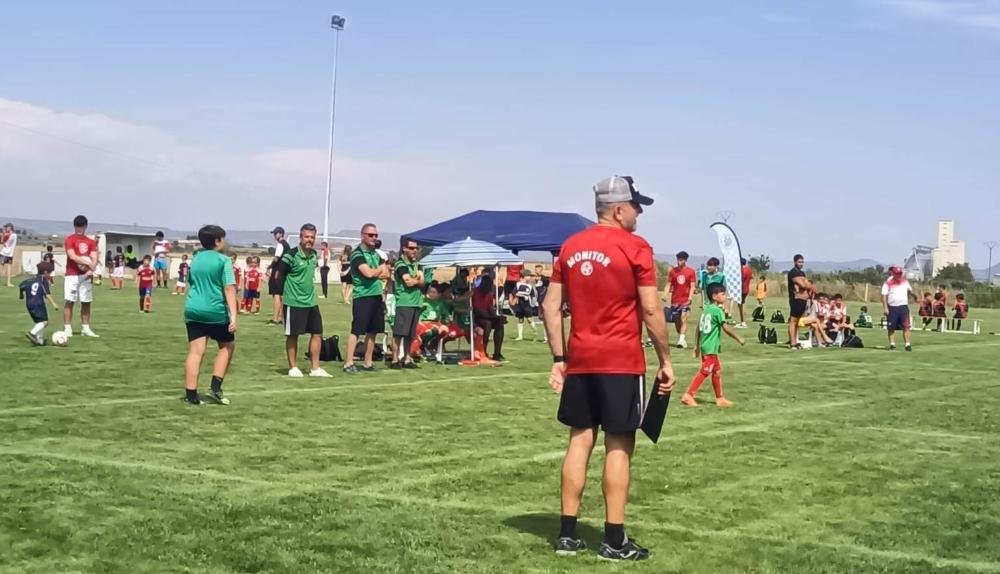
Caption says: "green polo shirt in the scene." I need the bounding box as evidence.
[280,246,318,308]
[394,259,423,307]
[351,246,383,298]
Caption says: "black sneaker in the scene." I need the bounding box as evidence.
[359,364,377,372]
[597,537,649,561]
[205,389,230,405]
[554,537,586,556]
[402,362,419,369]
[389,362,402,370]
[180,396,201,406]
[343,364,358,374]
[905,345,912,352]
[889,344,897,351]
[492,353,506,362]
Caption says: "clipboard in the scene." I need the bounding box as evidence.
[640,386,671,444]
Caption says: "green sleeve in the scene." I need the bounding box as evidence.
[222,257,236,286]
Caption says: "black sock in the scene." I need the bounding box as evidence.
[604,522,625,548]
[559,515,578,539]
[185,388,199,403]
[210,376,223,393]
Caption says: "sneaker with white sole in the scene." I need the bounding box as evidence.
[63,327,73,338]
[288,367,304,377]
[554,537,586,556]
[309,367,332,377]
[597,536,649,561]
[81,327,100,338]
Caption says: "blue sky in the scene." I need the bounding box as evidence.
[1,0,998,266]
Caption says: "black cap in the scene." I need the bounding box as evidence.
[271,226,285,235]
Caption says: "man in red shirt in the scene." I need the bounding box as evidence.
[62,215,100,338]
[542,175,674,561]
[737,258,753,328]
[665,250,697,349]
[503,263,524,306]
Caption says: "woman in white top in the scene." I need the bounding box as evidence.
[1,223,17,287]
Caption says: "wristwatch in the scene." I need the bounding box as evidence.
[553,355,566,363]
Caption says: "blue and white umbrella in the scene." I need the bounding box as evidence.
[419,237,523,268]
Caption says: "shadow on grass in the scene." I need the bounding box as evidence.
[504,513,603,547]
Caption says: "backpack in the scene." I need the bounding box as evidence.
[766,328,778,345]
[354,341,384,361]
[319,335,342,361]
[757,325,767,344]
[752,306,766,322]
[842,333,864,348]
[770,310,785,324]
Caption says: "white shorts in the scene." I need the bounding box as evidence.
[64,275,94,303]
[176,281,187,288]
[112,266,125,278]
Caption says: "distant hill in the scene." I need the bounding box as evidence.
[652,253,886,273]
[0,217,400,249]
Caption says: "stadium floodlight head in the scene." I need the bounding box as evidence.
[331,15,346,30]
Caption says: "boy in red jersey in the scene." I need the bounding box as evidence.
[736,257,753,328]
[243,256,263,314]
[137,255,155,312]
[62,215,100,338]
[543,175,674,561]
[665,250,697,349]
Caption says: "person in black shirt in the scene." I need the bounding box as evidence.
[267,226,292,325]
[786,254,813,348]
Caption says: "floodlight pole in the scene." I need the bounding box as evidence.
[986,241,998,282]
[323,15,346,241]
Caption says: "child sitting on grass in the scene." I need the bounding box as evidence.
[20,262,59,345]
[681,283,745,408]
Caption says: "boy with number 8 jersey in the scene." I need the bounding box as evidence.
[681,283,745,408]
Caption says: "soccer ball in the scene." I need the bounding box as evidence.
[51,331,68,347]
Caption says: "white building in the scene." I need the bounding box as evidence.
[931,219,965,276]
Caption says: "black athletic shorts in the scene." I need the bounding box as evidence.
[789,299,808,319]
[28,306,47,324]
[268,276,283,296]
[557,373,647,434]
[352,295,385,336]
[186,321,235,343]
[503,280,517,296]
[513,299,535,319]
[393,306,420,339]
[284,305,323,336]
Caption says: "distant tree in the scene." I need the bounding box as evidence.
[935,263,974,283]
[748,254,771,274]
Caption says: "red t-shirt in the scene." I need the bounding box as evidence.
[472,287,494,312]
[64,234,98,276]
[246,269,262,291]
[741,265,752,295]
[506,264,523,282]
[668,266,697,306]
[551,225,657,375]
[138,267,155,288]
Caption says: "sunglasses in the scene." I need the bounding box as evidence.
[365,233,379,238]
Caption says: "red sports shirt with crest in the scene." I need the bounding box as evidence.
[551,225,657,375]
[64,234,98,276]
[246,269,262,291]
[668,266,697,306]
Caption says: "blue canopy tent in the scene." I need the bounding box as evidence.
[404,210,594,255]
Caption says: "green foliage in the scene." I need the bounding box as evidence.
[1,285,999,572]
[935,263,974,283]
[747,254,771,274]
[810,265,886,286]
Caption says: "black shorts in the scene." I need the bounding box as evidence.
[268,276,283,296]
[503,280,517,296]
[352,295,385,336]
[284,305,323,336]
[186,321,235,343]
[393,306,421,339]
[513,299,535,319]
[28,306,48,324]
[557,373,647,434]
[790,299,808,319]
[741,292,750,304]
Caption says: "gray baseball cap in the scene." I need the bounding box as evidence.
[593,175,653,212]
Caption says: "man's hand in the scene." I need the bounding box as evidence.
[883,307,889,317]
[655,363,675,396]
[549,362,567,394]
[228,318,237,333]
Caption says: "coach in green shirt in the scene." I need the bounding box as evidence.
[343,223,390,373]
[275,223,331,379]
[390,238,425,369]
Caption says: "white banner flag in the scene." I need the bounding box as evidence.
[710,221,743,301]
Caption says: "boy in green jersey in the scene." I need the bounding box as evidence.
[698,257,725,309]
[182,225,238,406]
[681,283,745,408]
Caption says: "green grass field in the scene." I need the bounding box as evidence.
[1,279,999,574]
